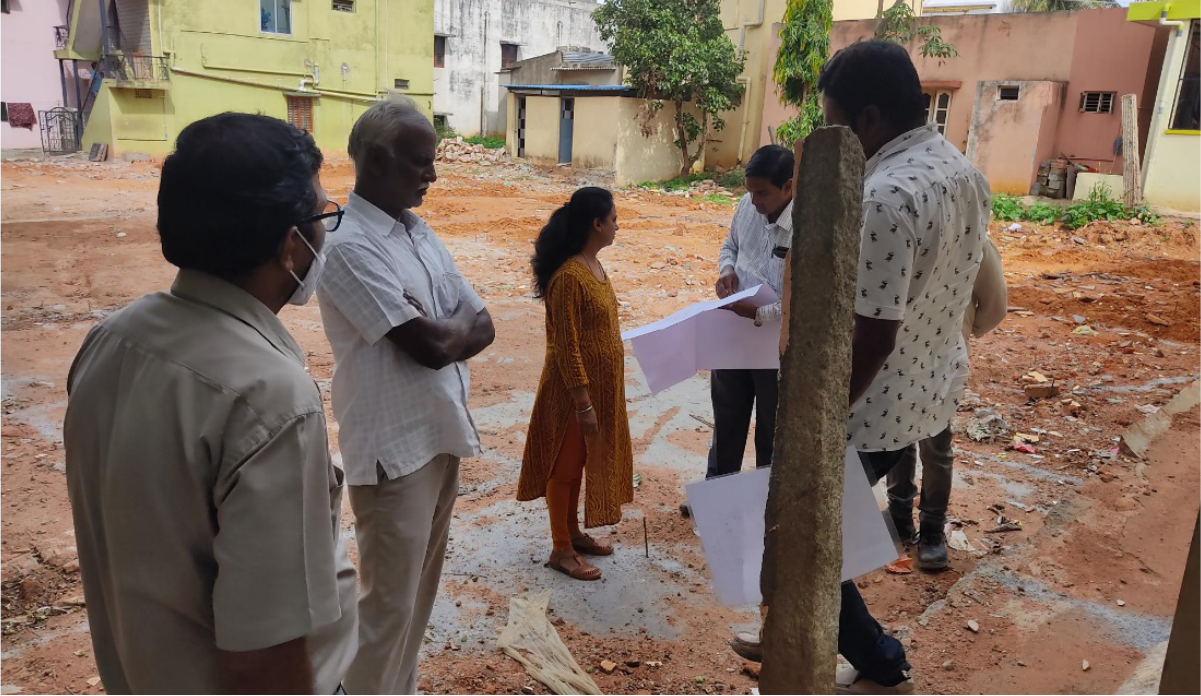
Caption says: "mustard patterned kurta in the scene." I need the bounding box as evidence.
[518,259,633,528]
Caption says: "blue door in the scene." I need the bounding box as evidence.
[558,98,574,165]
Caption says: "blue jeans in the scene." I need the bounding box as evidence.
[836,448,915,686]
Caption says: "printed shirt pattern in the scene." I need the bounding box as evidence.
[849,126,991,452]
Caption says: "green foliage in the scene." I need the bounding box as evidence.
[637,169,745,193]
[771,0,957,147]
[991,194,1026,221]
[773,0,832,108]
[876,3,958,63]
[594,0,746,176]
[992,187,1160,230]
[435,119,458,142]
[464,134,506,149]
[1010,0,1116,11]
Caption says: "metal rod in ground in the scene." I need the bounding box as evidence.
[643,518,649,558]
[760,126,864,694]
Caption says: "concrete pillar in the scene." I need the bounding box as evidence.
[760,126,864,694]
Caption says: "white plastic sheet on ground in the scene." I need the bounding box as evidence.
[497,590,601,695]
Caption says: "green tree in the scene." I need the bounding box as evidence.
[770,0,958,148]
[594,0,746,177]
[1009,0,1117,11]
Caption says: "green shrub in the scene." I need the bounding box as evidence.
[464,134,506,150]
[435,120,458,142]
[991,186,1159,230]
[719,169,746,189]
[991,194,1027,221]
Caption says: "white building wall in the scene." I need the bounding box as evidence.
[434,0,607,136]
[1,0,73,150]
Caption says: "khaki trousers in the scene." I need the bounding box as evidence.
[344,454,459,695]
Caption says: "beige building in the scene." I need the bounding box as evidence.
[1127,1,1200,212]
[708,0,911,168]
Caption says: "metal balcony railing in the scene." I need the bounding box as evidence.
[54,25,69,49]
[103,54,170,83]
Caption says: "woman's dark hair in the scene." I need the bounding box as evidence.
[745,145,794,188]
[818,40,925,132]
[531,187,614,299]
[157,112,324,278]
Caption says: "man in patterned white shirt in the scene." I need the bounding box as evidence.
[681,146,794,520]
[317,98,496,695]
[729,42,989,692]
[828,40,988,693]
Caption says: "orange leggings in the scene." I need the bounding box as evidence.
[546,416,586,549]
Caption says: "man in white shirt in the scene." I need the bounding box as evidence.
[317,98,496,695]
[828,40,989,693]
[730,42,990,694]
[886,236,1007,571]
[680,146,794,519]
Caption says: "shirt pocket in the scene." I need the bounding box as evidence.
[433,270,464,317]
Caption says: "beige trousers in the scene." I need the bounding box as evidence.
[344,454,460,695]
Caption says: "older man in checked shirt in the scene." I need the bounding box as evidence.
[688,145,795,513]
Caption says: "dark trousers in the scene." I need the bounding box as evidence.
[885,426,954,531]
[706,368,778,479]
[835,447,915,686]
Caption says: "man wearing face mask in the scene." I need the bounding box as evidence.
[317,97,496,695]
[63,113,357,694]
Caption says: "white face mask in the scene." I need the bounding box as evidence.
[287,231,326,306]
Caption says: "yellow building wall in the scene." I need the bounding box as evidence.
[523,96,562,165]
[571,97,621,170]
[1135,8,1201,211]
[84,0,434,157]
[615,99,703,186]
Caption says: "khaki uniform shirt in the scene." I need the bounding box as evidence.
[64,270,357,694]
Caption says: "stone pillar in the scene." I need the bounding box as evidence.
[1160,512,1199,694]
[760,127,864,694]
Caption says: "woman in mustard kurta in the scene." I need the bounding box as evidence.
[518,187,633,581]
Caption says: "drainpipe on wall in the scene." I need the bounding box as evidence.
[1141,8,1187,189]
[736,0,767,164]
[480,11,489,135]
[97,0,112,58]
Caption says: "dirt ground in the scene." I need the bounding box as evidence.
[1,154,1199,695]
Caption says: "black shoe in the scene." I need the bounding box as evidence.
[916,525,949,571]
[891,512,917,546]
[679,502,692,518]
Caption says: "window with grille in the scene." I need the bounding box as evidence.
[332,0,355,12]
[435,36,446,68]
[998,86,1020,101]
[394,79,410,90]
[1170,20,1200,131]
[286,95,314,132]
[1079,91,1115,114]
[134,89,154,99]
[260,0,292,34]
[923,90,952,135]
[501,43,519,69]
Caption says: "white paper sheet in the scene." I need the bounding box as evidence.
[684,447,898,607]
[621,284,780,393]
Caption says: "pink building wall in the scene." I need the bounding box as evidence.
[762,9,1169,193]
[2,0,73,150]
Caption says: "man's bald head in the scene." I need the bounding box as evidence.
[348,96,434,174]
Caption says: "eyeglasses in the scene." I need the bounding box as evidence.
[299,200,344,232]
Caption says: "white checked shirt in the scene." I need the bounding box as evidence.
[849,126,990,452]
[317,192,487,485]
[718,194,793,323]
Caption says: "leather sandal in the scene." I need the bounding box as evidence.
[548,551,602,581]
[571,533,614,556]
